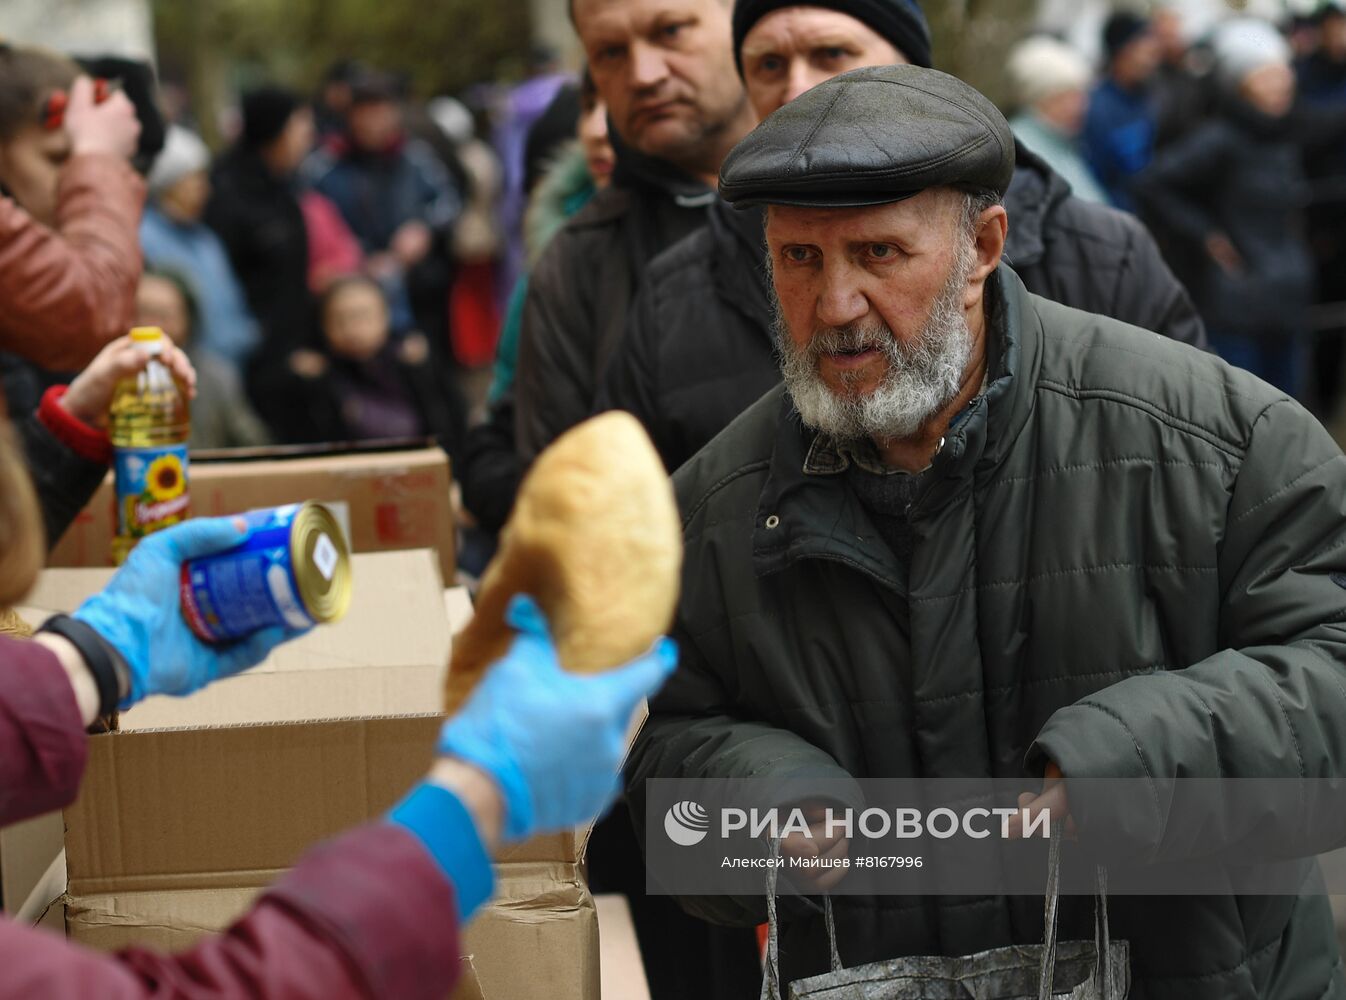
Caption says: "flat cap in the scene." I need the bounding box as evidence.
[719,64,1015,209]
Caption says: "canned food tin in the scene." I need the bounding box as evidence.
[180,502,352,643]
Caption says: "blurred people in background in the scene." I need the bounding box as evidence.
[1297,2,1346,415]
[250,275,462,453]
[135,269,271,450]
[492,45,571,309]
[299,181,364,293]
[460,72,613,542]
[493,73,611,405]
[206,87,320,361]
[313,58,363,143]
[1151,5,1214,148]
[141,125,260,368]
[304,70,462,354]
[1138,19,1314,398]
[0,46,143,412]
[1083,11,1162,209]
[426,96,505,379]
[1007,36,1108,204]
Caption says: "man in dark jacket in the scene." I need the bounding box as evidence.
[512,0,758,461]
[626,64,1346,999]
[512,4,765,997]
[205,87,315,358]
[599,0,1206,472]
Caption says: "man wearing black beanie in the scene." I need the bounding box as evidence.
[732,0,933,72]
[241,86,302,150]
[600,0,1204,476]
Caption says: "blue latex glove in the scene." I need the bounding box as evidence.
[72,517,307,708]
[438,594,677,842]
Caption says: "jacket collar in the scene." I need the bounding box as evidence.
[751,265,1040,586]
[609,128,716,206]
[708,199,773,331]
[1002,141,1070,270]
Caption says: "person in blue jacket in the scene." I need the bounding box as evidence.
[1082,11,1163,210]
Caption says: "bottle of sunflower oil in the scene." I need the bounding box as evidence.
[110,326,191,565]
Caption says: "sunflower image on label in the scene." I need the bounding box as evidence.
[114,443,190,538]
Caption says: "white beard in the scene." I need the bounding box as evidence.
[774,246,976,443]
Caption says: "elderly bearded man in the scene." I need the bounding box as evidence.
[626,65,1346,999]
[599,0,1206,475]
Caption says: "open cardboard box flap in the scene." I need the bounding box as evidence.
[21,549,450,728]
[48,446,457,582]
[8,548,601,1000]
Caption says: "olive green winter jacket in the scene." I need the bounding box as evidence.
[626,266,1346,999]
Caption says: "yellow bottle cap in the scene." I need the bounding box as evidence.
[129,326,164,342]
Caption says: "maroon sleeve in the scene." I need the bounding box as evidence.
[0,825,463,1000]
[0,635,89,827]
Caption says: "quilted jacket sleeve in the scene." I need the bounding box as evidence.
[1031,397,1346,863]
[514,230,596,463]
[1111,213,1209,352]
[594,275,670,470]
[626,632,864,927]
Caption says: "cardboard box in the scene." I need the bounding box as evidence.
[48,445,457,583]
[7,549,602,1000]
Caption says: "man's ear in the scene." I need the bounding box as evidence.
[972,205,1008,282]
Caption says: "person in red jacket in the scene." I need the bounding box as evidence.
[0,46,145,373]
[0,445,675,997]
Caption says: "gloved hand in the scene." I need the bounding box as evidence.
[438,594,677,842]
[73,517,306,708]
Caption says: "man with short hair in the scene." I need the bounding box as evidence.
[512,9,763,994]
[599,0,1204,473]
[626,65,1346,997]
[512,0,757,460]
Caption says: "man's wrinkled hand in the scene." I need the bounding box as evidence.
[1008,761,1076,839]
[778,800,851,892]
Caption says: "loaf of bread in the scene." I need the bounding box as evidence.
[444,411,682,712]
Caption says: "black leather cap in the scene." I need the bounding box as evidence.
[719,64,1015,209]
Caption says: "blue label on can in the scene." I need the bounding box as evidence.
[181,504,315,642]
[114,444,190,538]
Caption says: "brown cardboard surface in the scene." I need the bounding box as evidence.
[5,549,449,913]
[1,812,62,915]
[21,549,450,729]
[65,867,594,1000]
[462,861,599,1000]
[66,715,442,896]
[48,446,456,581]
[450,958,487,1000]
[15,550,600,1000]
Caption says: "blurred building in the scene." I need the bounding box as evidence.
[0,0,154,61]
[528,0,582,69]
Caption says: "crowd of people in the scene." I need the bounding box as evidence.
[7,0,1346,997]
